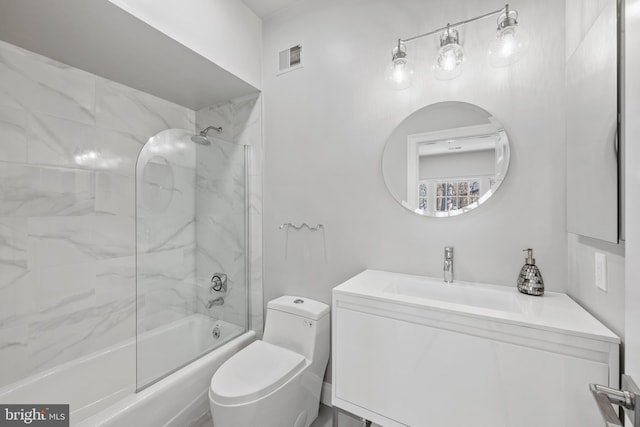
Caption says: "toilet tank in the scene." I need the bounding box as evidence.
[263,296,330,361]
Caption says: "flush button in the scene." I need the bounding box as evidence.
[294,299,304,304]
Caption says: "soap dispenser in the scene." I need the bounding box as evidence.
[517,248,544,296]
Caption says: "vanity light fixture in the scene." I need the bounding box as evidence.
[434,25,464,80]
[387,3,526,89]
[384,40,414,90]
[488,6,529,67]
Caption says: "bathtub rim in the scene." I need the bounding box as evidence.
[75,329,256,427]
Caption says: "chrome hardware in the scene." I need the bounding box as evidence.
[279,222,324,231]
[590,375,639,427]
[210,273,227,293]
[444,246,454,283]
[212,325,221,339]
[207,297,224,309]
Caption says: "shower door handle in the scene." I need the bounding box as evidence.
[590,375,640,427]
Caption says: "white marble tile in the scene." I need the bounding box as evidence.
[28,114,142,177]
[96,79,195,142]
[0,105,28,163]
[95,256,136,305]
[0,164,95,217]
[27,216,97,267]
[87,298,136,353]
[140,268,197,331]
[34,263,96,318]
[196,219,245,274]
[137,156,196,234]
[0,218,28,287]
[137,128,197,171]
[145,284,195,318]
[137,216,195,254]
[98,128,146,177]
[0,323,30,387]
[232,94,261,145]
[27,298,135,374]
[31,214,132,265]
[0,40,95,125]
[95,172,135,217]
[92,216,135,259]
[27,309,99,373]
[0,272,34,331]
[136,248,186,293]
[28,112,100,168]
[196,138,245,182]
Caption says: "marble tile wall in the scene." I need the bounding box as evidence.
[195,94,264,337]
[0,39,195,388]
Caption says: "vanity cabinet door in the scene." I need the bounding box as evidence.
[334,307,609,427]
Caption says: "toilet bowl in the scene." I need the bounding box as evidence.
[209,296,330,427]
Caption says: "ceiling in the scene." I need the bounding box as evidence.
[0,0,258,110]
[241,0,300,18]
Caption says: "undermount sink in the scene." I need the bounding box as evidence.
[383,277,522,313]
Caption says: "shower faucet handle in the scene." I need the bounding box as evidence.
[210,273,227,293]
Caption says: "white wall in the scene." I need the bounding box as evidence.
[108,0,263,89]
[262,0,567,311]
[565,0,625,339]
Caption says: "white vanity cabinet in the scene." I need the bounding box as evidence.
[332,270,620,427]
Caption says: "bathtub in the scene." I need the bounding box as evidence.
[0,314,255,426]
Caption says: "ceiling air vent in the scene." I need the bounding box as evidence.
[278,43,303,75]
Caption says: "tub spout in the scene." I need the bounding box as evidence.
[207,297,224,309]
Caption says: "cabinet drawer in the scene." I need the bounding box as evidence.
[335,307,609,427]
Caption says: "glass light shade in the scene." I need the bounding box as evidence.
[434,42,464,80]
[488,13,529,67]
[384,43,414,90]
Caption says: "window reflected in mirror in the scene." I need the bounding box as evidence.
[382,102,510,217]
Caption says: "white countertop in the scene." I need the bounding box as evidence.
[333,269,620,344]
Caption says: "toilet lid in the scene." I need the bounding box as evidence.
[210,341,307,405]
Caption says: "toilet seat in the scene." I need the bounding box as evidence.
[210,341,307,405]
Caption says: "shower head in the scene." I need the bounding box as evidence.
[191,134,211,145]
[191,126,222,145]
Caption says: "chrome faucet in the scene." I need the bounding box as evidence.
[207,297,224,309]
[444,246,454,283]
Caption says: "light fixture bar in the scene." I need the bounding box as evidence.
[400,4,509,44]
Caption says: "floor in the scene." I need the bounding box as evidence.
[310,405,334,427]
[311,405,376,427]
[199,405,369,427]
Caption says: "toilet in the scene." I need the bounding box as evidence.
[209,296,330,427]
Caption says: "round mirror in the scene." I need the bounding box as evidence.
[382,101,510,217]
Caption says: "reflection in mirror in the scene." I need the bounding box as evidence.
[382,102,510,217]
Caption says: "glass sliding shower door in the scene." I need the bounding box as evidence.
[135,129,248,390]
